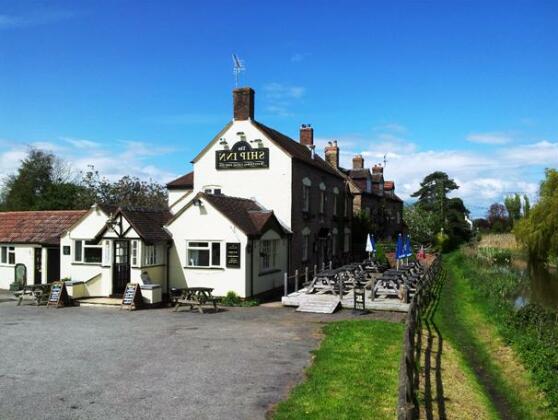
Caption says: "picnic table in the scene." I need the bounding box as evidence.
[14,284,51,306]
[171,287,219,313]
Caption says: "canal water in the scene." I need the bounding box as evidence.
[514,263,558,311]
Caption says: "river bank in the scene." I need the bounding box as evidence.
[439,250,557,418]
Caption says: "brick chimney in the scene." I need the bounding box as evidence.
[372,164,384,174]
[300,124,314,146]
[325,141,339,168]
[352,154,364,170]
[233,87,255,120]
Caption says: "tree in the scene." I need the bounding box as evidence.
[514,169,558,261]
[403,204,437,245]
[487,203,510,232]
[473,218,491,231]
[504,194,522,224]
[0,149,82,211]
[523,195,531,218]
[411,171,470,250]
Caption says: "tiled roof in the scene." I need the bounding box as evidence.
[202,193,287,237]
[166,171,194,190]
[0,210,87,245]
[253,122,345,179]
[120,208,173,243]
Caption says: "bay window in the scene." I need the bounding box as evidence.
[187,241,221,268]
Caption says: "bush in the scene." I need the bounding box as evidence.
[220,291,259,307]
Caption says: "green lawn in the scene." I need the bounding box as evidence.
[273,320,404,420]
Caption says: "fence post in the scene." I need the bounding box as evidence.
[283,272,288,297]
[294,269,299,292]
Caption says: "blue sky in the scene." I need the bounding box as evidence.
[1,0,557,216]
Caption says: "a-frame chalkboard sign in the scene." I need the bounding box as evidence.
[47,281,69,308]
[120,283,143,311]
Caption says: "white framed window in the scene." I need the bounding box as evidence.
[131,240,139,267]
[74,240,102,264]
[302,234,310,262]
[144,245,157,266]
[1,246,15,265]
[260,239,279,271]
[344,231,351,253]
[302,185,310,212]
[187,241,221,268]
[102,240,112,266]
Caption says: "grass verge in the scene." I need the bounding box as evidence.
[440,251,553,418]
[272,320,404,420]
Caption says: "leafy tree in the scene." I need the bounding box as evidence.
[504,194,522,224]
[487,202,510,232]
[523,194,531,218]
[411,171,470,249]
[514,169,558,261]
[0,149,82,210]
[473,218,491,231]
[403,204,437,245]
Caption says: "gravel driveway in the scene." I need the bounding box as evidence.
[0,298,403,420]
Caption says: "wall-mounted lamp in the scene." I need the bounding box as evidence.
[250,138,264,148]
[218,137,229,150]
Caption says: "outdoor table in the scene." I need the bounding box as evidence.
[14,284,51,306]
[172,287,218,313]
[306,270,340,295]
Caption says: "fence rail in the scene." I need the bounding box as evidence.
[397,256,442,420]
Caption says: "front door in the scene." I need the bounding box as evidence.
[46,248,60,283]
[113,240,130,295]
[34,248,42,285]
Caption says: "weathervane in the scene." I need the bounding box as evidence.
[383,154,388,168]
[232,54,245,87]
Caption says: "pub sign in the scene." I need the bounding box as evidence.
[216,140,269,170]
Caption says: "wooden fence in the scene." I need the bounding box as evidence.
[397,256,443,420]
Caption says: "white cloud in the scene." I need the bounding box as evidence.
[466,132,512,145]
[262,83,306,117]
[0,10,76,30]
[61,137,101,149]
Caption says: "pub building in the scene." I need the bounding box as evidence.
[0,86,404,303]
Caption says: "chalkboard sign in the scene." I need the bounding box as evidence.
[47,281,68,308]
[120,283,143,310]
[226,243,241,268]
[353,288,366,313]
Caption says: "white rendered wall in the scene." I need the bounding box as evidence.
[166,199,249,297]
[193,120,293,227]
[251,230,288,295]
[0,244,37,289]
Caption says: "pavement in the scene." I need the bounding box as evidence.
[0,294,404,420]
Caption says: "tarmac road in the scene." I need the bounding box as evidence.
[0,297,403,420]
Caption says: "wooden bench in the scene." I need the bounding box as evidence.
[14,284,51,306]
[171,287,219,314]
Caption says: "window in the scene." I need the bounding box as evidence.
[144,245,157,266]
[331,232,338,256]
[332,193,338,216]
[260,239,279,271]
[63,246,71,256]
[102,240,112,266]
[344,231,351,253]
[302,234,310,261]
[344,197,351,217]
[131,240,138,267]
[187,241,221,268]
[74,240,102,264]
[319,191,326,214]
[302,185,310,212]
[1,246,15,265]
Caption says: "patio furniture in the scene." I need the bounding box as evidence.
[14,284,51,306]
[171,287,219,313]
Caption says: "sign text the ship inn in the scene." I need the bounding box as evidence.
[215,140,269,170]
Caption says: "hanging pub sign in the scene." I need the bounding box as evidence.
[121,283,143,311]
[226,243,241,268]
[216,140,269,170]
[47,281,69,308]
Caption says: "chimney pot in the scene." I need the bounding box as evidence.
[352,154,364,170]
[233,87,255,121]
[324,140,340,168]
[299,124,314,146]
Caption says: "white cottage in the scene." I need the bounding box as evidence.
[166,192,290,298]
[0,211,86,289]
[60,204,172,303]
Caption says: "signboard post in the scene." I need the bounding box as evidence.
[226,243,241,268]
[120,283,143,311]
[47,281,69,308]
